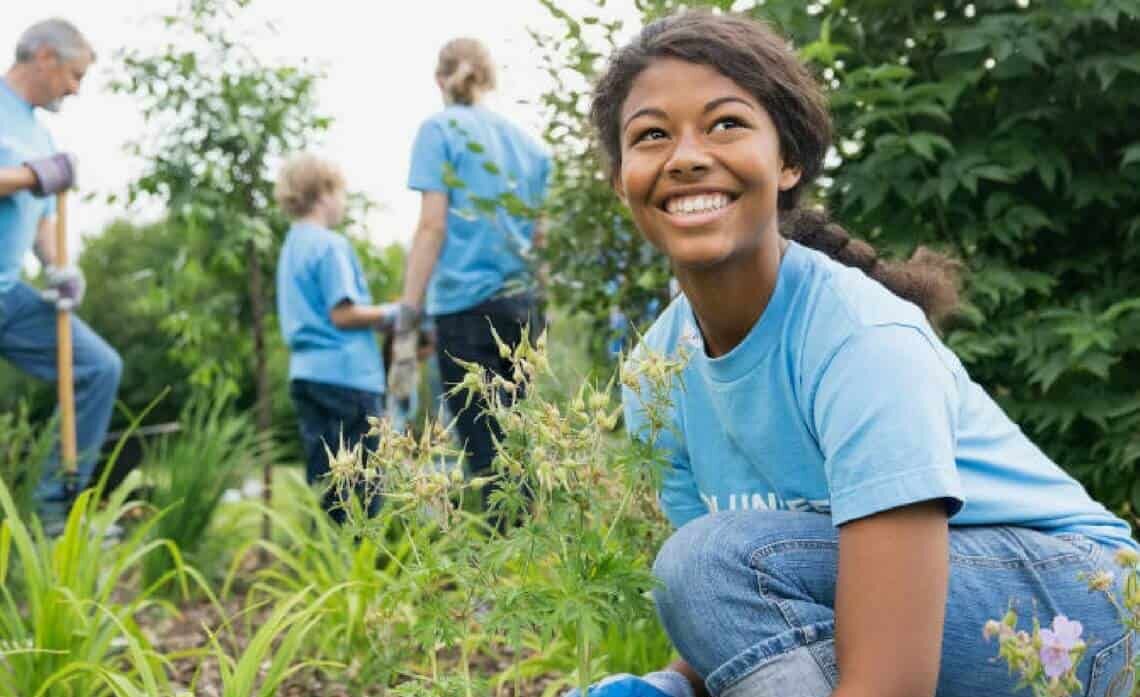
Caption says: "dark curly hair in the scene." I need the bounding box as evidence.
[590,10,960,327]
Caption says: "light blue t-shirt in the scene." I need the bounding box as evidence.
[624,241,1136,549]
[407,105,551,316]
[0,78,56,294]
[276,222,384,394]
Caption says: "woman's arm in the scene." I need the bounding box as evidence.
[400,190,449,312]
[832,500,949,697]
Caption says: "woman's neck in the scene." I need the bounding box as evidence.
[675,233,787,359]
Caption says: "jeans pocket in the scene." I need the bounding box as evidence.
[1086,631,1133,697]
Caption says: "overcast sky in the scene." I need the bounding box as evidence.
[3,0,638,257]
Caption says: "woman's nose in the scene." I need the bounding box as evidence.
[666,132,712,178]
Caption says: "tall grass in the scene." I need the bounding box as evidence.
[0,469,184,695]
[142,393,271,589]
[0,403,55,522]
[226,472,416,688]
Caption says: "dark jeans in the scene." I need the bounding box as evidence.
[289,379,383,524]
[434,293,542,509]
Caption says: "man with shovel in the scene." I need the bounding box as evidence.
[0,19,121,530]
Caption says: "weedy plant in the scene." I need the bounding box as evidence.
[335,326,688,696]
[986,548,1140,697]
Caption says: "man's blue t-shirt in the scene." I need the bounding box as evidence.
[0,79,56,294]
[276,222,384,394]
[623,241,1136,550]
[407,105,550,316]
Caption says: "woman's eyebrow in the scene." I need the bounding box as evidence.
[623,106,666,130]
[704,95,755,113]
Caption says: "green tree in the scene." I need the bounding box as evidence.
[108,0,331,529]
[535,0,1140,512]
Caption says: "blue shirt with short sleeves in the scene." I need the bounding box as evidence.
[407,105,550,316]
[623,241,1136,550]
[276,222,384,394]
[0,78,56,294]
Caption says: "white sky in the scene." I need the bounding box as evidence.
[3,0,639,256]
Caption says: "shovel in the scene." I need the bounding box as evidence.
[54,190,78,495]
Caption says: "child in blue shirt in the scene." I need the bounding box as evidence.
[274,153,395,522]
[573,11,1136,697]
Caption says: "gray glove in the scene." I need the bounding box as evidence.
[42,264,86,310]
[378,301,421,334]
[24,153,77,197]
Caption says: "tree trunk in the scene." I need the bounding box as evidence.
[248,239,273,541]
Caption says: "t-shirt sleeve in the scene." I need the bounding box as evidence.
[316,239,368,313]
[622,382,708,529]
[811,324,964,526]
[407,119,450,193]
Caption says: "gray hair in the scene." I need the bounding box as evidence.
[15,18,95,64]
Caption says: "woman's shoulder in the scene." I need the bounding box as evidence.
[629,294,700,361]
[793,243,931,335]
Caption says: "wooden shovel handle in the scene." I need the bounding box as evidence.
[55,190,77,477]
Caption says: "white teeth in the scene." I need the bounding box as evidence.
[667,193,730,215]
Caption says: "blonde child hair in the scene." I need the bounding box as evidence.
[274,153,346,220]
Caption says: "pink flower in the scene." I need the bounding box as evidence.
[1039,615,1083,679]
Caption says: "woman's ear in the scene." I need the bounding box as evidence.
[778,165,802,192]
[611,173,629,207]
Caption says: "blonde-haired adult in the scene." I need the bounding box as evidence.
[397,37,551,512]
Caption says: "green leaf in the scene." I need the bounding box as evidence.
[1121,143,1140,169]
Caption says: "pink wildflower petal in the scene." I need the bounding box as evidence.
[1039,644,1073,679]
[1051,615,1083,647]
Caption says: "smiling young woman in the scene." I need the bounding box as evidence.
[565,9,1139,697]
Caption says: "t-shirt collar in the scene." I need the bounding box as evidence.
[692,240,807,383]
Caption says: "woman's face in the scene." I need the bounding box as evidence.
[614,58,800,272]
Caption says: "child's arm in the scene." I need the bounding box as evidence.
[329,299,394,330]
[832,501,949,697]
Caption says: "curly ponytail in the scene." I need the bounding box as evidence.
[781,209,961,328]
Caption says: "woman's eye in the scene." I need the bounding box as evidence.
[711,117,743,132]
[635,127,667,143]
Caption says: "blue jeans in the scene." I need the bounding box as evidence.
[289,378,383,523]
[0,282,122,520]
[653,511,1133,697]
[434,293,542,509]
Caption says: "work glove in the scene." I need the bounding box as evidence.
[387,330,419,402]
[564,671,696,697]
[42,264,86,311]
[24,153,77,197]
[378,301,420,335]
